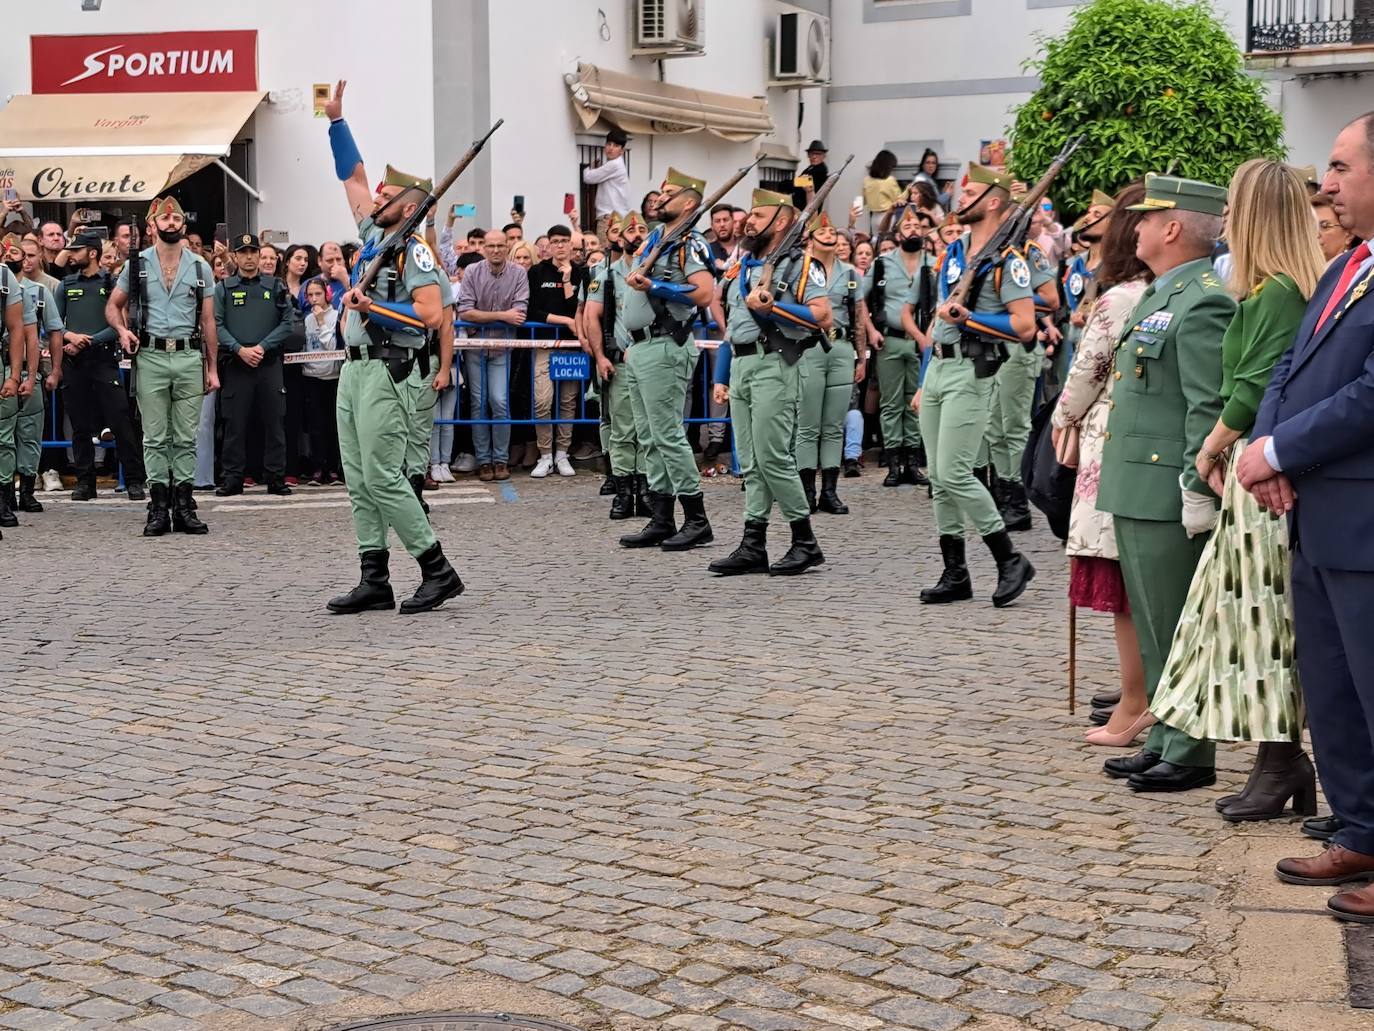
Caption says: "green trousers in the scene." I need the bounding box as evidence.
[986,343,1040,485]
[625,335,698,496]
[795,340,855,471]
[920,354,1003,537]
[876,334,922,450]
[605,359,643,476]
[0,371,43,479]
[135,348,204,485]
[732,349,808,523]
[1115,516,1216,768]
[405,359,438,477]
[336,357,437,558]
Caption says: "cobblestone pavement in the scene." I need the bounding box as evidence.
[0,475,1359,1031]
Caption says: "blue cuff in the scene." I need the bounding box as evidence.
[329,118,364,181]
[767,301,820,330]
[713,343,732,385]
[1264,436,1281,472]
[965,311,1015,339]
[647,280,694,305]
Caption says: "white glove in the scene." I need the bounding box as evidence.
[1180,475,1219,538]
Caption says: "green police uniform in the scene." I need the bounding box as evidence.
[117,246,213,487]
[862,251,930,461]
[0,281,60,491]
[590,255,645,481]
[338,217,445,559]
[796,257,858,476]
[985,239,1054,490]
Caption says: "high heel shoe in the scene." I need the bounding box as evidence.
[1084,711,1157,747]
[1219,743,1317,823]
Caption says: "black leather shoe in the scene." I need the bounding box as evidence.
[1092,688,1122,708]
[800,468,818,513]
[882,451,902,487]
[1090,704,1116,727]
[171,482,208,534]
[17,474,43,512]
[71,480,97,502]
[660,493,713,551]
[267,482,293,496]
[984,530,1035,607]
[843,458,861,478]
[920,535,974,604]
[1303,815,1345,842]
[621,491,677,548]
[215,482,244,497]
[1104,750,1162,779]
[327,550,395,613]
[125,482,146,501]
[817,468,849,515]
[708,520,769,576]
[399,543,464,614]
[1128,761,1217,793]
[142,482,171,536]
[1219,743,1317,822]
[769,517,824,575]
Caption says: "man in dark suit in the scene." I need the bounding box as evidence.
[1238,111,1374,923]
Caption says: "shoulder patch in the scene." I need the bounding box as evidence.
[1009,256,1031,290]
[808,263,827,289]
[410,241,436,274]
[1030,246,1051,272]
[589,278,601,293]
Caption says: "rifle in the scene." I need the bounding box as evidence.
[944,135,1083,312]
[354,119,504,296]
[632,158,761,275]
[125,220,144,400]
[754,154,854,306]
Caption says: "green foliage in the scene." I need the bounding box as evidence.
[1010,0,1284,217]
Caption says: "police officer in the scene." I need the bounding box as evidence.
[917,164,1037,608]
[585,211,650,520]
[214,234,294,496]
[619,168,717,551]
[107,196,220,537]
[322,80,463,615]
[4,236,64,518]
[0,235,37,529]
[708,189,832,577]
[56,231,147,501]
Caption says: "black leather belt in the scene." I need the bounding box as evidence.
[732,342,759,357]
[145,337,195,352]
[629,328,652,344]
[346,344,415,362]
[932,341,967,360]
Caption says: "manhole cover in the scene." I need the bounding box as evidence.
[332,1016,585,1031]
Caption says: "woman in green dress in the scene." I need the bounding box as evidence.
[1150,159,1327,822]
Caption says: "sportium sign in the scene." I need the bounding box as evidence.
[31,30,258,94]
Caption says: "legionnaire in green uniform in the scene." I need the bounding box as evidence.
[863,205,933,488]
[1098,174,1234,794]
[56,232,146,501]
[917,164,1038,607]
[321,80,463,615]
[708,189,832,577]
[107,196,219,536]
[403,272,455,514]
[585,211,649,520]
[214,234,294,496]
[794,212,864,515]
[0,234,49,527]
[4,250,64,519]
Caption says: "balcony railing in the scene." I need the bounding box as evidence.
[1248,0,1374,51]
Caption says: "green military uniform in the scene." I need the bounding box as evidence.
[862,246,930,468]
[985,238,1054,488]
[0,262,20,529]
[796,256,858,477]
[404,271,453,510]
[590,250,645,483]
[1,281,60,489]
[1098,175,1235,780]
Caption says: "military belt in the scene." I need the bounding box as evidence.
[628,327,652,344]
[144,336,195,352]
[731,342,760,357]
[932,340,969,360]
[346,343,415,363]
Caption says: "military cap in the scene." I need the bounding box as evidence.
[968,163,1014,192]
[805,211,835,236]
[70,231,104,251]
[1127,173,1227,216]
[0,233,21,255]
[1091,189,1116,210]
[623,211,648,232]
[751,188,792,210]
[664,167,706,194]
[383,164,434,196]
[605,212,624,234]
[231,233,259,252]
[147,195,185,221]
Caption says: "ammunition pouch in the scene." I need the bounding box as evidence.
[959,331,1009,380]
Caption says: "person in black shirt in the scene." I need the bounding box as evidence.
[525,225,587,477]
[792,140,830,209]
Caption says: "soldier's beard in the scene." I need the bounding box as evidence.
[955,208,984,226]
[742,231,772,256]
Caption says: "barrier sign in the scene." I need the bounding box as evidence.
[548,351,591,381]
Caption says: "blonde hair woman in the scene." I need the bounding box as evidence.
[1150,159,1326,823]
[508,240,535,271]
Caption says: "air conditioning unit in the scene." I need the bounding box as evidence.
[773,11,830,86]
[635,0,706,56]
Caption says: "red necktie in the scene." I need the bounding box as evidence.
[1316,242,1372,331]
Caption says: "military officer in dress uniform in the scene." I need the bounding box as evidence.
[214,233,294,496]
[4,237,64,519]
[0,234,50,527]
[585,211,649,520]
[0,240,31,536]
[321,80,463,615]
[708,189,832,577]
[917,164,1038,608]
[107,196,219,537]
[619,168,717,551]
[1098,174,1234,793]
[57,231,146,501]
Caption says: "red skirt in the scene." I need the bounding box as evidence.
[1069,556,1128,613]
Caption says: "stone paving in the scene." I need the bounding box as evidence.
[0,475,1360,1031]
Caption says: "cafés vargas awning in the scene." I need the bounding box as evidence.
[0,90,264,202]
[566,63,773,142]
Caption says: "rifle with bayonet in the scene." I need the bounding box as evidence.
[354,119,504,296]
[753,155,854,307]
[632,158,762,275]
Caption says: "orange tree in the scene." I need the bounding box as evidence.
[1010,0,1283,217]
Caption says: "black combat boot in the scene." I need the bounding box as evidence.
[900,448,928,487]
[633,474,651,517]
[171,482,208,534]
[620,491,677,548]
[800,468,818,513]
[71,475,97,501]
[817,468,848,515]
[1000,478,1033,531]
[984,529,1035,607]
[769,517,824,575]
[0,483,17,528]
[920,535,974,604]
[882,447,903,487]
[326,550,395,614]
[1219,743,1317,823]
[609,476,635,520]
[708,520,769,576]
[142,482,171,537]
[972,465,992,492]
[409,473,430,515]
[399,542,465,614]
[17,474,43,512]
[599,456,616,496]
[660,493,713,551]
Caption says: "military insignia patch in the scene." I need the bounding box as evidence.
[1009,257,1031,289]
[808,263,827,289]
[589,279,601,293]
[1068,272,1084,297]
[945,261,961,284]
[1031,247,1051,272]
[410,243,436,273]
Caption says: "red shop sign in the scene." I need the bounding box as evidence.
[31,30,258,94]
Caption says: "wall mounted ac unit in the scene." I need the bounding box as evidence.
[773,11,830,86]
[635,0,706,56]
